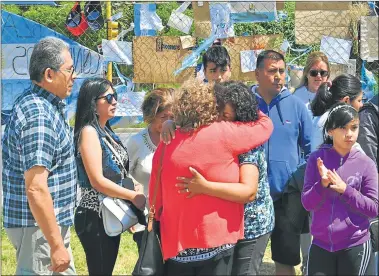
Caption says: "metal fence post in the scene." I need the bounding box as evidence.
[106,0,112,82]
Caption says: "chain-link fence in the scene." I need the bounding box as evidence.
[1,1,378,117]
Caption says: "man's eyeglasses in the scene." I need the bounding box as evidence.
[309,70,328,77]
[96,93,118,104]
[59,66,76,77]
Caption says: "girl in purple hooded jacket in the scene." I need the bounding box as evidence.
[302,103,378,275]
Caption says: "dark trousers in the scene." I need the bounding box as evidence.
[74,207,121,275]
[165,247,234,276]
[231,232,271,276]
[307,240,375,275]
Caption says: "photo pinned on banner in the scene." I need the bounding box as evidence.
[230,1,277,23]
[240,49,263,73]
[210,3,234,38]
[180,35,196,49]
[101,39,132,65]
[167,2,193,34]
[320,36,352,65]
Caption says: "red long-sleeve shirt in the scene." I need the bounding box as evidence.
[148,112,273,260]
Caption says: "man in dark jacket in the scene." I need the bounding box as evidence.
[358,94,378,168]
[357,94,378,272]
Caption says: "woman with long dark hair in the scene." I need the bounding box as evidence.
[73,78,145,275]
[310,73,363,152]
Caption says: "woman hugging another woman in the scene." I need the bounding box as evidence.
[150,79,273,276]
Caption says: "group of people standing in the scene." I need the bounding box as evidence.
[2,36,378,276]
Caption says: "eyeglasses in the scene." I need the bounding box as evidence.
[309,70,328,77]
[96,92,118,104]
[59,66,76,77]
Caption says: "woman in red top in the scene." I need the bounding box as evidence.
[148,80,273,275]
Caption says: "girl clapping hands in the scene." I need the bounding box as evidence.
[302,103,378,275]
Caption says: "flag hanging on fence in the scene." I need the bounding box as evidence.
[134,3,164,36]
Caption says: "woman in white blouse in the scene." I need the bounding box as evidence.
[126,88,174,249]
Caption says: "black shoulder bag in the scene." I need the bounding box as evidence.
[132,145,165,276]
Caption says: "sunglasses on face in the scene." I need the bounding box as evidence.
[96,92,118,104]
[309,70,328,77]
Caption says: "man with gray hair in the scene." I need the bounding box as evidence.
[2,37,77,275]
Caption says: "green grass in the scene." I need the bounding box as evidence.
[1,228,300,275]
[1,227,138,275]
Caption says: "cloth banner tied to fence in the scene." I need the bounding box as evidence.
[1,10,146,128]
[1,10,104,125]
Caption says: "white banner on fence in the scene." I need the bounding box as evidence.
[102,39,133,64]
[1,43,103,79]
[320,36,352,65]
[168,11,193,34]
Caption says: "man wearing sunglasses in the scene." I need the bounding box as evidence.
[2,37,77,275]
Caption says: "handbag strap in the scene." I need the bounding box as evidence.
[102,133,128,176]
[148,145,165,232]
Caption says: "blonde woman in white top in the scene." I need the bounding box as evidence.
[294,52,330,112]
[126,88,174,250]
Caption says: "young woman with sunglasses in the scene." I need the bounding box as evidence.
[310,73,364,153]
[73,78,146,275]
[294,52,330,112]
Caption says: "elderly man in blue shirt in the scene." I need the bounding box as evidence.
[2,37,77,275]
